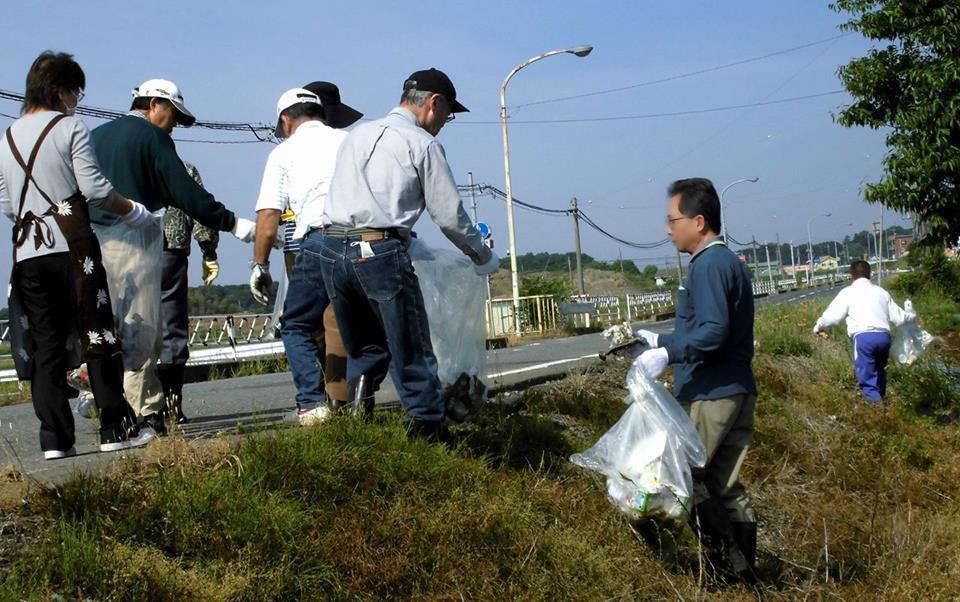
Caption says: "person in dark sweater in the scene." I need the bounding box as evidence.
[636,178,758,584]
[91,79,255,434]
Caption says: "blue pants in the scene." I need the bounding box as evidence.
[853,331,891,403]
[280,250,328,409]
[303,232,444,423]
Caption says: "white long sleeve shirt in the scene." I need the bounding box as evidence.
[817,277,909,336]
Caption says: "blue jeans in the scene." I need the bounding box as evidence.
[280,250,328,409]
[853,330,891,402]
[302,232,444,423]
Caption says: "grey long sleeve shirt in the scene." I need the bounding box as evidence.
[324,107,490,265]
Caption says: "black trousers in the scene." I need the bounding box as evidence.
[14,253,134,451]
[159,250,189,397]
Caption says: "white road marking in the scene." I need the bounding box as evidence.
[487,354,598,378]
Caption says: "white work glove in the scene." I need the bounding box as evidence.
[249,262,272,305]
[635,328,660,348]
[903,299,917,322]
[637,347,670,380]
[121,201,161,229]
[474,250,500,276]
[202,260,219,286]
[813,319,824,335]
[231,218,256,243]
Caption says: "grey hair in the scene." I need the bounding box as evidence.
[400,84,432,107]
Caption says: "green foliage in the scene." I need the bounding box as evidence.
[519,275,572,297]
[832,0,960,244]
[187,284,277,315]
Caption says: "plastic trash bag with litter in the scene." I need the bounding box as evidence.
[892,299,934,365]
[571,358,706,521]
[92,215,164,372]
[408,238,488,421]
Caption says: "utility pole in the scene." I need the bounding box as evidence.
[764,240,775,290]
[751,237,759,280]
[833,240,840,279]
[879,208,885,285]
[775,232,783,270]
[566,255,573,289]
[789,241,796,286]
[467,171,478,223]
[675,249,683,283]
[570,197,585,296]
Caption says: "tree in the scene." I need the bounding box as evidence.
[832,0,960,244]
[643,265,659,280]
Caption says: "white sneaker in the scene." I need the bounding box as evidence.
[44,446,77,461]
[99,425,157,452]
[297,405,333,426]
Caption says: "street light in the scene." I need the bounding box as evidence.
[500,45,593,336]
[719,177,759,242]
[807,212,832,287]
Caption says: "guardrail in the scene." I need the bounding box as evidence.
[0,271,855,383]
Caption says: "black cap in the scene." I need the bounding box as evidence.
[302,81,363,129]
[404,68,469,113]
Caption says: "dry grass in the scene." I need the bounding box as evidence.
[0,290,958,600]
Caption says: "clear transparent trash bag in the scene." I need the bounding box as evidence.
[892,300,934,366]
[408,238,487,385]
[571,360,707,520]
[92,215,164,371]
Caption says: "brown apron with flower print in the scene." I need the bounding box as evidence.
[6,114,120,380]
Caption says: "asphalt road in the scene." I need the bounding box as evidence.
[0,283,843,484]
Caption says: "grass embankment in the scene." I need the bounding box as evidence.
[1,272,959,600]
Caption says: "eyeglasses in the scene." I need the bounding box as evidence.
[437,95,455,123]
[75,89,85,102]
[666,215,692,225]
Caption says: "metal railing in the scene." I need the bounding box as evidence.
[0,271,855,382]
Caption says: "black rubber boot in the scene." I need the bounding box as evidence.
[731,521,758,573]
[343,375,376,419]
[690,499,756,585]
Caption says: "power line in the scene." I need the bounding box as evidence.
[458,183,671,249]
[515,33,851,109]
[461,90,845,125]
[0,89,276,143]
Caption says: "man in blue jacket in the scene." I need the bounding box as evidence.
[636,178,758,583]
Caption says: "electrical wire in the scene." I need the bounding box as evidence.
[459,183,671,249]
[515,33,852,108]
[461,90,845,125]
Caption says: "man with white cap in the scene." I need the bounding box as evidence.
[90,78,256,434]
[318,68,499,442]
[250,83,362,424]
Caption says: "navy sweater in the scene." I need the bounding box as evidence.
[659,240,757,401]
[90,116,236,232]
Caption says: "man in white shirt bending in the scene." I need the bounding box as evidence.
[813,260,914,402]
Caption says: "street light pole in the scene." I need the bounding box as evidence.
[500,45,593,336]
[807,212,832,287]
[719,177,759,242]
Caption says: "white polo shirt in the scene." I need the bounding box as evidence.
[254,120,347,241]
[818,277,909,336]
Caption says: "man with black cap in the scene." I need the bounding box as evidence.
[91,78,257,434]
[316,68,499,441]
[250,82,362,425]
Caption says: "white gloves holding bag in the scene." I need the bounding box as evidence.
[121,201,162,230]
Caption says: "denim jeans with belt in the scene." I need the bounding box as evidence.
[301,232,445,423]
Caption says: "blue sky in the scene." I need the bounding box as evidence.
[0,0,905,286]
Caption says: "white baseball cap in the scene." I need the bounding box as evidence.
[132,78,196,127]
[274,88,321,138]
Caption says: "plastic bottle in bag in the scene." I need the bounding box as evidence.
[571,358,706,521]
